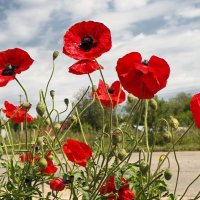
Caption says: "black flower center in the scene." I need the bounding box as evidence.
[79,35,96,52]
[2,64,17,76]
[108,88,114,94]
[142,59,149,66]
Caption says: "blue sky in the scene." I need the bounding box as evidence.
[0,0,200,116]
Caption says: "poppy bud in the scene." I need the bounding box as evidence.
[92,85,97,92]
[64,98,69,107]
[127,94,135,103]
[117,149,127,161]
[163,131,172,143]
[149,99,158,111]
[36,101,46,117]
[164,168,172,180]
[112,129,123,145]
[23,102,31,110]
[169,116,179,130]
[48,154,54,161]
[45,117,51,125]
[37,136,43,146]
[54,122,61,130]
[53,50,59,60]
[50,90,55,99]
[140,160,149,174]
[38,158,48,170]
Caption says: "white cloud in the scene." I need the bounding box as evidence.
[0,0,199,118]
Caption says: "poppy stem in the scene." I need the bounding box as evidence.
[15,78,29,102]
[44,57,55,99]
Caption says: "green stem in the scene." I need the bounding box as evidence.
[15,78,29,102]
[44,58,55,98]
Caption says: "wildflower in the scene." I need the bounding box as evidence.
[116,52,170,99]
[0,48,33,86]
[190,93,200,128]
[19,152,33,162]
[100,176,136,200]
[2,101,34,123]
[93,80,126,108]
[62,139,92,167]
[63,21,112,60]
[68,60,103,75]
[50,178,65,191]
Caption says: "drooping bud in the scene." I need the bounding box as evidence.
[140,160,149,174]
[38,158,48,170]
[163,131,172,143]
[164,168,172,180]
[112,129,123,145]
[23,102,31,110]
[127,94,135,103]
[64,98,69,107]
[36,101,46,117]
[53,50,59,60]
[117,149,127,161]
[149,98,158,111]
[50,90,55,99]
[169,116,179,130]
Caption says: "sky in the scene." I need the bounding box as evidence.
[0,0,200,117]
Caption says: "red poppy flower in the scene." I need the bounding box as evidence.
[62,139,92,167]
[0,48,34,87]
[68,60,103,75]
[190,93,200,128]
[100,176,136,200]
[116,52,170,99]
[41,153,58,175]
[63,21,112,60]
[2,101,34,123]
[50,178,65,191]
[19,152,33,162]
[93,80,126,108]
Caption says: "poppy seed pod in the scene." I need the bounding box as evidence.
[164,168,172,180]
[37,136,43,146]
[169,116,179,130]
[149,99,158,111]
[53,50,59,60]
[127,94,135,103]
[36,101,46,117]
[38,158,48,170]
[50,90,55,98]
[117,149,127,161]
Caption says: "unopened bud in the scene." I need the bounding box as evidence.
[112,129,123,145]
[38,158,48,170]
[36,101,46,117]
[127,94,135,103]
[169,116,179,130]
[50,90,55,98]
[54,122,61,130]
[117,149,127,161]
[92,85,97,92]
[37,137,43,146]
[53,50,59,60]
[23,102,31,110]
[70,115,77,124]
[163,131,172,143]
[149,99,158,111]
[164,168,172,180]
[48,154,54,161]
[64,98,69,107]
[140,160,149,174]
